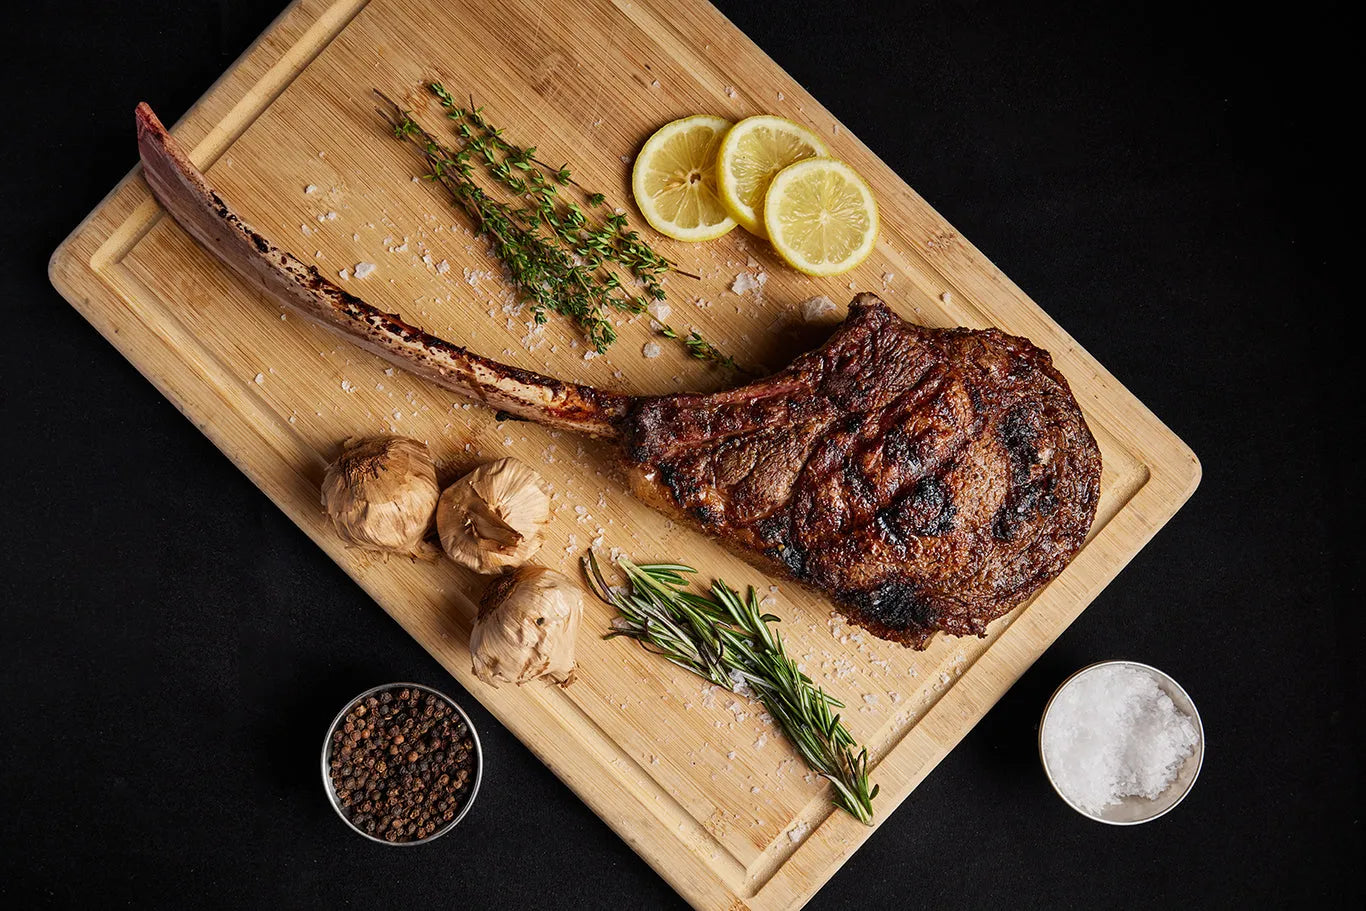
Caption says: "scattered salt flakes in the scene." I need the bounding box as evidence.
[436,259,450,274]
[353,261,376,279]
[304,184,317,194]
[650,755,660,765]
[620,154,631,163]
[279,313,287,321]
[422,252,433,266]
[384,367,394,376]
[583,350,599,361]
[288,415,297,424]
[574,505,588,516]
[325,211,338,221]
[833,122,842,135]
[800,295,837,322]
[750,786,761,795]
[394,241,409,253]
[731,272,763,295]
[725,86,738,98]
[391,410,402,421]
[300,224,312,235]
[338,267,351,281]
[352,232,360,242]
[253,373,264,385]
[760,595,777,609]
[648,300,671,322]
[862,693,879,706]
[777,91,786,101]
[882,271,895,285]
[650,79,661,88]
[726,750,737,761]
[642,341,661,359]
[787,821,810,844]
[754,733,768,750]
[592,118,604,127]
[340,379,355,393]
[940,291,952,303]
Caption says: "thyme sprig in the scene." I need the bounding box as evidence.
[658,324,745,373]
[380,85,742,365]
[377,90,621,349]
[583,552,878,824]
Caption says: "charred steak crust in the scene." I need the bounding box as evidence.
[622,294,1102,648]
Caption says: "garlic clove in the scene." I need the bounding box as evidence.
[437,458,552,574]
[321,435,440,556]
[471,565,582,688]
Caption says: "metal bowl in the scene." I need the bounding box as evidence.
[321,682,483,845]
[1039,660,1203,825]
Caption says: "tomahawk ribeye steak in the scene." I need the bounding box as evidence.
[136,103,1101,648]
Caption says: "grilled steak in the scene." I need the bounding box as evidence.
[622,296,1102,646]
[136,103,1101,648]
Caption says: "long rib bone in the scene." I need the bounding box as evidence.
[135,103,628,440]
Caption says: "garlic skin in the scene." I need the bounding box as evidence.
[437,458,552,574]
[472,566,582,687]
[321,436,440,555]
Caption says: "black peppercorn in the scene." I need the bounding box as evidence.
[328,687,476,843]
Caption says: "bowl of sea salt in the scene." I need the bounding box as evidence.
[1039,660,1203,824]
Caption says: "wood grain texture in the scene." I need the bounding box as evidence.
[49,1,1200,907]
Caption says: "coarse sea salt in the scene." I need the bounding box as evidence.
[1041,665,1198,814]
[800,295,837,322]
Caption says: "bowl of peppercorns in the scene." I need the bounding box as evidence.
[322,682,482,845]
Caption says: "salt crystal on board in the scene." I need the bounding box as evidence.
[800,295,837,322]
[353,262,376,279]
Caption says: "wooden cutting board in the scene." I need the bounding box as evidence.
[49,0,1200,906]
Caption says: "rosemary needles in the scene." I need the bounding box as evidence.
[583,552,878,824]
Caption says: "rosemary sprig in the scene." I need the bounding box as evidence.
[583,552,878,824]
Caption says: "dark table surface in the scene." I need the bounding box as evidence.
[2,0,1359,907]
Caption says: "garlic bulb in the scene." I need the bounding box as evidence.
[471,566,582,687]
[321,435,440,555]
[437,458,552,574]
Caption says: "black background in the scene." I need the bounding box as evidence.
[1,0,1359,907]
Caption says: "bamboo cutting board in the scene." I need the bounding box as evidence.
[49,0,1200,906]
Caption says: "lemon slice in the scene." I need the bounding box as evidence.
[763,157,879,276]
[632,115,737,242]
[716,115,828,237]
